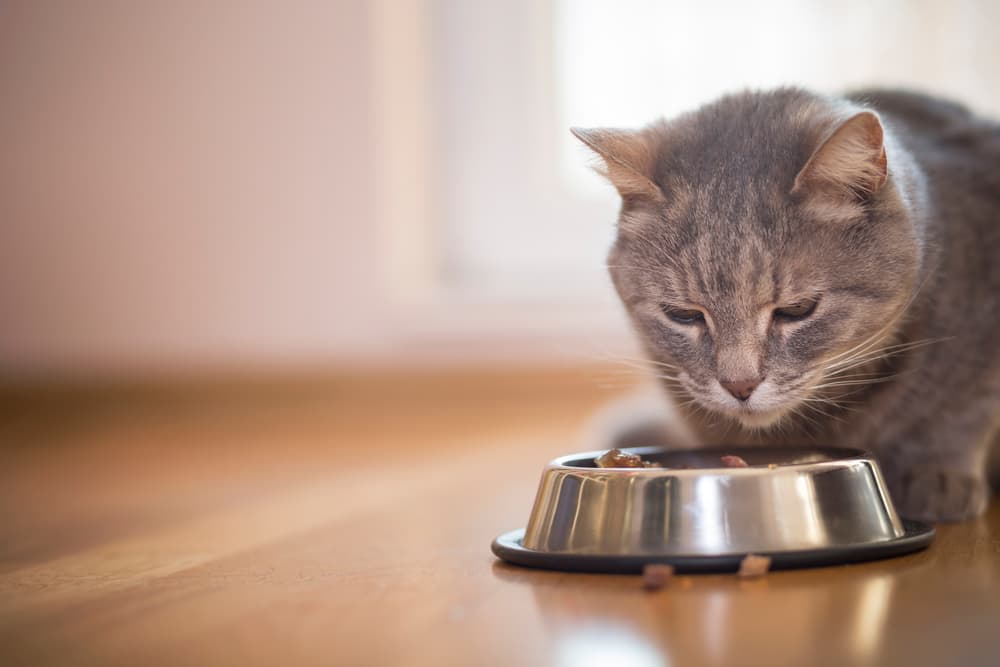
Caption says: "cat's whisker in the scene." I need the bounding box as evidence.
[826,368,911,387]
[790,404,823,433]
[681,393,723,430]
[819,271,934,369]
[585,372,637,382]
[596,360,684,386]
[824,343,927,377]
[805,382,889,410]
[582,350,681,373]
[821,367,894,380]
[594,367,655,376]
[627,358,681,371]
[823,336,951,376]
[592,382,643,390]
[616,369,684,388]
[808,339,945,401]
[800,398,846,424]
[800,394,862,410]
[595,366,666,380]
[676,398,701,411]
[720,414,737,440]
[813,300,928,385]
[811,375,905,390]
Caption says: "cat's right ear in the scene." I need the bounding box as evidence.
[791,112,889,202]
[570,127,665,202]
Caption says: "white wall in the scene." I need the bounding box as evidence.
[0,0,385,377]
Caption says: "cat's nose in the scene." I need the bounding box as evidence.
[720,378,761,401]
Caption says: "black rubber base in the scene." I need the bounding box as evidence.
[491,520,935,574]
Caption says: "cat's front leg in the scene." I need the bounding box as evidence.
[876,422,995,522]
[885,463,989,522]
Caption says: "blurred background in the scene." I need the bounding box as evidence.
[3,0,1000,382]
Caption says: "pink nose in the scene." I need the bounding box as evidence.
[720,379,761,401]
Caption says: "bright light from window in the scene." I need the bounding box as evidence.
[555,0,1000,195]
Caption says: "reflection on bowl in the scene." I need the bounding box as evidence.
[523,446,904,556]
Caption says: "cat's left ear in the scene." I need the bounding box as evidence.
[571,127,665,202]
[791,111,888,202]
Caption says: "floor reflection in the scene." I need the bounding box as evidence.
[850,574,894,660]
[491,554,935,666]
[552,624,667,667]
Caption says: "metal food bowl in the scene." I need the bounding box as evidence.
[493,446,934,573]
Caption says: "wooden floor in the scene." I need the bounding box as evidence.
[1,368,998,666]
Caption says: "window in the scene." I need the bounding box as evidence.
[370,0,1000,353]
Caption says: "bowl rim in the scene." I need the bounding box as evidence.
[492,521,935,573]
[552,445,875,474]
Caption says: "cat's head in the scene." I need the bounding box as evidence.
[575,89,922,429]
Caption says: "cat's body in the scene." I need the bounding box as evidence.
[576,88,1000,521]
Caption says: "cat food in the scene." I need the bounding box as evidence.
[596,450,753,469]
[720,455,749,468]
[642,564,675,591]
[595,448,661,468]
[738,554,772,578]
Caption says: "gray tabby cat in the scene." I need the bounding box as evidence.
[575,88,999,522]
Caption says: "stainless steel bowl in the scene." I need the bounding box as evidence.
[493,446,934,573]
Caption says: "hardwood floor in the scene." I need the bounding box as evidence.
[1,368,997,666]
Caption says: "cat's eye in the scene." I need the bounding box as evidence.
[774,298,819,322]
[662,306,705,325]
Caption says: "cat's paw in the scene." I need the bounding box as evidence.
[888,466,989,522]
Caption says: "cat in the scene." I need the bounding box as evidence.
[574,88,1000,522]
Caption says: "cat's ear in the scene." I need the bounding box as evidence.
[570,127,665,202]
[791,111,888,201]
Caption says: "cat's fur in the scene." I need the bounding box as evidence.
[576,88,1000,522]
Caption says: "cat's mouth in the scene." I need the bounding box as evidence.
[688,377,808,430]
[731,405,789,429]
[715,374,828,430]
